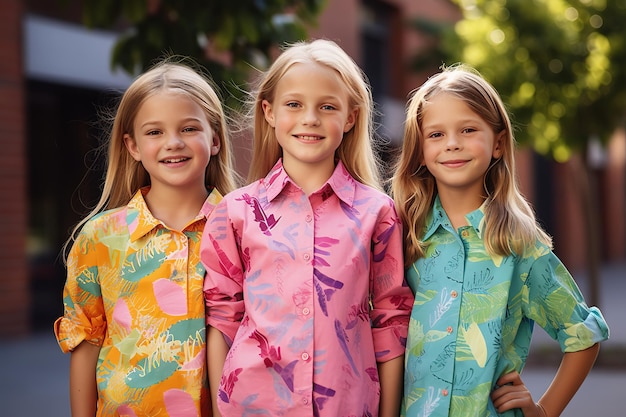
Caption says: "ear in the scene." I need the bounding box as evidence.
[344,107,358,133]
[210,131,221,156]
[262,99,275,127]
[492,130,505,159]
[123,133,142,161]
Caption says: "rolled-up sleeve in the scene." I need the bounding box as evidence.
[54,228,106,352]
[370,202,413,362]
[201,200,245,345]
[526,252,610,353]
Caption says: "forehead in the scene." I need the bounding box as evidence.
[421,92,477,119]
[277,62,347,97]
[135,91,206,121]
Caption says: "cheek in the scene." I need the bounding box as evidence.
[421,145,437,163]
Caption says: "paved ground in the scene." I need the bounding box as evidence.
[2,262,624,416]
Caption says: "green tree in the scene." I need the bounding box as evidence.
[411,0,626,307]
[79,0,326,102]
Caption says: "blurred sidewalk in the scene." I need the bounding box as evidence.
[0,261,624,416]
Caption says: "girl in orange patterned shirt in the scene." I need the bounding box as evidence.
[54,57,240,416]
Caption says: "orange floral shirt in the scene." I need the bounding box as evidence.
[55,187,221,416]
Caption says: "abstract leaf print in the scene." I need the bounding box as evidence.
[313,269,344,316]
[313,382,337,417]
[202,161,411,416]
[236,193,280,235]
[339,200,362,228]
[459,322,488,367]
[334,319,359,376]
[250,330,297,392]
[207,234,242,277]
[56,189,217,416]
[373,221,397,262]
[220,368,243,403]
[312,236,345,315]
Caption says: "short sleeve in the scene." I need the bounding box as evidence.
[525,251,610,352]
[369,200,413,362]
[54,224,106,353]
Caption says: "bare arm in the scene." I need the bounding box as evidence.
[207,326,229,417]
[492,343,600,417]
[537,343,600,416]
[69,341,100,417]
[377,355,404,417]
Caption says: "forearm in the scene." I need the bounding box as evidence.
[538,343,600,417]
[69,341,100,417]
[207,326,229,417]
[377,355,404,417]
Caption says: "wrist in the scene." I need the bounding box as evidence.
[536,402,548,417]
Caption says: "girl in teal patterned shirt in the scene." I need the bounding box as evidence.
[391,64,609,417]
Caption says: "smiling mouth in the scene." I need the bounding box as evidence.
[162,157,189,163]
[295,135,322,141]
[441,160,468,167]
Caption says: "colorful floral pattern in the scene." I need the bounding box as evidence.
[54,187,222,416]
[402,196,609,417]
[202,160,413,416]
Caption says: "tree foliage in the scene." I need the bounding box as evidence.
[411,0,626,162]
[80,0,326,101]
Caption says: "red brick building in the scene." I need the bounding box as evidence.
[1,0,623,337]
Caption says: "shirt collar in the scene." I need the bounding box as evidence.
[128,186,223,242]
[264,159,357,206]
[422,195,486,240]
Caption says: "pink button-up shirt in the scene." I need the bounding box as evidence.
[202,160,412,416]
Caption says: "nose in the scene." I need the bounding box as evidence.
[165,133,185,149]
[302,108,320,126]
[445,133,462,151]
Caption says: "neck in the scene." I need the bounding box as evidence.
[144,183,209,231]
[282,159,335,195]
[437,188,485,230]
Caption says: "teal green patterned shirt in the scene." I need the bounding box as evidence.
[402,197,609,417]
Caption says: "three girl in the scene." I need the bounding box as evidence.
[55,58,239,416]
[392,64,609,417]
[201,39,413,417]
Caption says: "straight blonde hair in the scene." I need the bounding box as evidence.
[63,57,240,262]
[391,64,551,265]
[245,39,383,189]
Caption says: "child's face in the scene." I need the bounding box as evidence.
[124,91,220,193]
[261,62,357,179]
[420,92,503,198]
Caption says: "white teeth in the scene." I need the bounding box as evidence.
[164,157,187,163]
[298,135,320,141]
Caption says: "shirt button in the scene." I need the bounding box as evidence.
[442,389,449,396]
[303,253,311,261]
[447,326,453,334]
[451,290,458,298]
[461,230,469,237]
[301,352,310,361]
[302,307,310,315]
[305,214,312,223]
[303,397,309,404]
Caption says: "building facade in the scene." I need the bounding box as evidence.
[1,0,623,337]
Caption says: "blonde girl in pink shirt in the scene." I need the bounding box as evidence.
[201,39,413,417]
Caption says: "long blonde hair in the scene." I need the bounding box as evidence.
[63,57,240,261]
[391,64,551,265]
[246,39,383,189]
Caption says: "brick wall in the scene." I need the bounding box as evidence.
[0,0,29,338]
